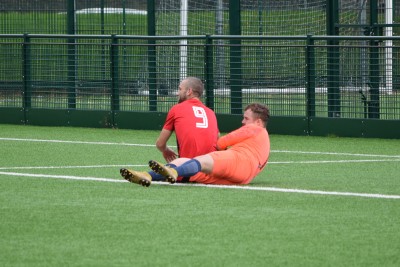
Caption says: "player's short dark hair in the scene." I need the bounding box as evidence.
[185,77,204,97]
[245,103,270,126]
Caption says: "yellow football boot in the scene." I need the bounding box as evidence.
[148,160,177,184]
[120,168,152,187]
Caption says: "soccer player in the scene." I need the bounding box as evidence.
[120,103,270,186]
[155,77,219,163]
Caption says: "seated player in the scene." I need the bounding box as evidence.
[155,77,219,163]
[120,103,270,187]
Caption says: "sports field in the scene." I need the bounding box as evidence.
[1,124,399,266]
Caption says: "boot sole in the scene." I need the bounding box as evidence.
[120,168,151,187]
[148,160,176,184]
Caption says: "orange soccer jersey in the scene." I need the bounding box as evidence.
[189,124,270,185]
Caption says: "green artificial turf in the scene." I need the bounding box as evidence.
[1,124,399,266]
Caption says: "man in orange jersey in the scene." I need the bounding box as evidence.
[155,77,219,163]
[120,103,270,186]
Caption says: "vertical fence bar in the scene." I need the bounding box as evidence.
[67,0,76,109]
[122,0,128,80]
[67,42,76,109]
[204,35,214,110]
[147,0,157,112]
[369,34,380,119]
[111,35,120,118]
[326,0,340,117]
[66,0,75,34]
[229,0,242,114]
[101,0,105,34]
[215,0,225,89]
[122,0,127,35]
[22,34,31,119]
[100,0,106,82]
[369,0,380,119]
[306,35,316,118]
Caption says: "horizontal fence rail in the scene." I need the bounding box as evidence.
[0,34,399,138]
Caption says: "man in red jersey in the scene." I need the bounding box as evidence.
[155,77,219,162]
[120,103,270,187]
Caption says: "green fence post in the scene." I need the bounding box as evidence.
[22,34,31,117]
[122,0,127,35]
[306,35,316,118]
[326,0,340,117]
[67,0,76,109]
[229,0,242,114]
[369,0,380,119]
[147,0,157,112]
[100,0,105,34]
[66,0,75,34]
[111,35,120,117]
[121,0,128,80]
[204,35,214,110]
[100,0,106,82]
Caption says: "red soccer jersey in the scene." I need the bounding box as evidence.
[163,98,219,158]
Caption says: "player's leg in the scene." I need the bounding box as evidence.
[149,163,177,181]
[148,160,179,183]
[149,156,212,184]
[120,162,179,186]
[193,154,214,173]
[209,151,254,184]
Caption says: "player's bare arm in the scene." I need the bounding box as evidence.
[156,129,178,162]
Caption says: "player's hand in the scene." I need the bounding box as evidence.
[162,148,178,162]
[216,144,227,151]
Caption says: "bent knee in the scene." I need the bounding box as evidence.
[194,154,213,173]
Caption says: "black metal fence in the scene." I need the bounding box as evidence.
[0,34,399,120]
[0,1,399,138]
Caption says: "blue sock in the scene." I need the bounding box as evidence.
[149,163,176,181]
[174,159,201,177]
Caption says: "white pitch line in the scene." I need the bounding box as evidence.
[170,182,400,199]
[0,164,147,170]
[0,137,154,147]
[1,158,399,171]
[273,150,400,158]
[271,159,400,164]
[0,171,399,200]
[0,171,123,183]
[1,137,399,158]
